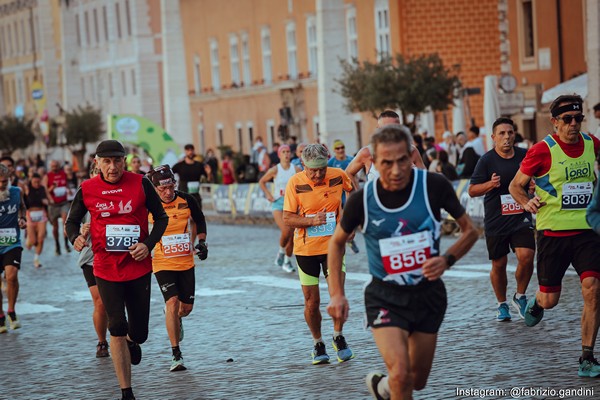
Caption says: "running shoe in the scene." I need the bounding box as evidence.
[311,342,330,365]
[179,317,184,343]
[579,357,600,378]
[127,340,142,365]
[274,251,285,267]
[496,303,511,322]
[366,372,389,400]
[96,341,110,358]
[347,240,360,254]
[33,259,42,268]
[55,245,61,256]
[524,297,544,327]
[170,354,187,372]
[511,294,527,319]
[0,316,6,334]
[332,335,355,362]
[282,261,295,273]
[7,312,20,330]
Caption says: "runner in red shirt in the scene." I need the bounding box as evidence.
[44,160,71,255]
[66,140,168,400]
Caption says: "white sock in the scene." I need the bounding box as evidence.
[314,337,323,345]
[34,254,39,261]
[278,247,285,254]
[380,376,390,397]
[515,293,525,299]
[333,330,342,339]
[498,301,507,307]
[283,255,291,264]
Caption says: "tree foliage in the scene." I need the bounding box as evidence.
[63,104,105,151]
[337,53,460,119]
[0,115,36,153]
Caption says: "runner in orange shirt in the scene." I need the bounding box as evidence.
[147,165,208,372]
[283,144,354,365]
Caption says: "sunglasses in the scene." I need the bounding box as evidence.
[557,114,585,124]
[334,146,345,150]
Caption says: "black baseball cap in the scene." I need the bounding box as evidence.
[95,140,126,157]
[147,164,176,187]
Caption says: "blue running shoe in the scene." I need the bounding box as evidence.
[311,342,330,365]
[274,252,285,267]
[524,297,544,327]
[347,240,360,254]
[496,303,511,322]
[332,335,355,362]
[511,294,527,319]
[579,357,600,377]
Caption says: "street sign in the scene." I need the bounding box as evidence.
[498,92,524,115]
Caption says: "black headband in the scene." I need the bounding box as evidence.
[552,103,583,117]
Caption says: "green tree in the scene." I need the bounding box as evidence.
[0,115,36,154]
[337,53,460,120]
[56,104,105,170]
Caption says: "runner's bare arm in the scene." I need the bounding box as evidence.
[326,224,351,322]
[282,210,327,228]
[509,170,544,213]
[258,166,277,202]
[411,146,426,169]
[345,148,369,191]
[468,173,501,197]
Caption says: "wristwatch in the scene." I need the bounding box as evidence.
[443,253,456,268]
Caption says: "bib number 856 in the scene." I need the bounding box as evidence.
[388,249,428,271]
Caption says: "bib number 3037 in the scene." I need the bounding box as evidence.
[561,182,593,210]
[162,233,192,258]
[379,231,431,275]
[105,225,140,251]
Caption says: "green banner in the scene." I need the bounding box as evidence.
[107,114,180,165]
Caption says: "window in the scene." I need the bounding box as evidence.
[93,9,99,45]
[131,69,136,95]
[306,16,318,76]
[84,11,90,46]
[90,75,96,102]
[247,122,254,154]
[121,70,127,96]
[261,27,272,84]
[0,26,4,57]
[80,77,86,99]
[375,0,390,60]
[125,0,132,36]
[217,124,224,146]
[193,54,201,94]
[75,14,81,47]
[286,22,297,79]
[241,32,251,86]
[346,7,358,60]
[13,21,19,55]
[115,2,122,39]
[108,72,114,97]
[521,0,535,59]
[229,35,241,86]
[102,6,109,41]
[266,119,275,149]
[20,19,26,54]
[210,38,221,91]
[236,123,243,151]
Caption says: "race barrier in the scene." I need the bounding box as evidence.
[200,179,485,227]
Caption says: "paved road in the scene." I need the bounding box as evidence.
[0,223,598,399]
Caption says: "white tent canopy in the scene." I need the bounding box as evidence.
[541,73,588,104]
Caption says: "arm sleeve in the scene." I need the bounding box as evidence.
[142,177,168,250]
[342,171,353,192]
[427,173,466,220]
[340,189,365,233]
[283,178,298,213]
[181,191,207,235]
[469,155,488,185]
[520,142,549,177]
[65,188,89,244]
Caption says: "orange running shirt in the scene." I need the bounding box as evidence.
[149,194,195,272]
[283,167,352,256]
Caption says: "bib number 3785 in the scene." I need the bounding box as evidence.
[105,225,140,251]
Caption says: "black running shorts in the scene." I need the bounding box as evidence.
[365,277,447,334]
[536,230,600,292]
[81,264,97,288]
[485,227,535,260]
[154,268,196,304]
[0,247,23,271]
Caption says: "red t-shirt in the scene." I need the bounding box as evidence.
[520,133,600,236]
[47,170,68,204]
[222,160,234,184]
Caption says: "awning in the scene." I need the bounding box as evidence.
[541,73,588,104]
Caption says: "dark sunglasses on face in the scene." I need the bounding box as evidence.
[557,114,585,124]
[335,146,345,150]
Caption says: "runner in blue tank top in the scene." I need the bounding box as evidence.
[326,125,478,399]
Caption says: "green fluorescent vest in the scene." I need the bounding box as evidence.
[535,132,595,231]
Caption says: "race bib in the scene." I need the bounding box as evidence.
[162,233,192,258]
[105,224,140,251]
[379,231,430,281]
[306,212,336,237]
[0,228,17,246]
[67,189,76,201]
[53,186,67,197]
[500,194,524,215]
[561,182,593,210]
[29,210,45,222]
[187,181,200,194]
